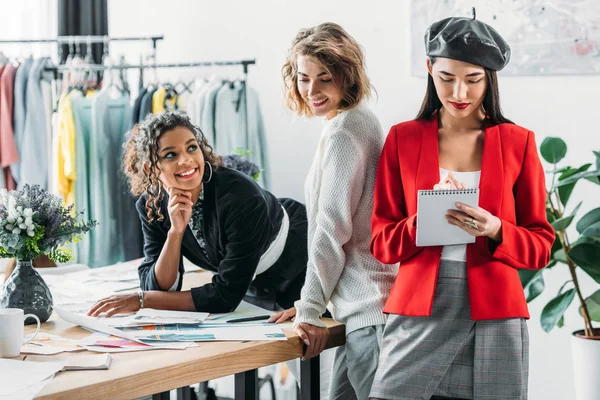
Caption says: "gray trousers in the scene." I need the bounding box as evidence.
[330,324,384,400]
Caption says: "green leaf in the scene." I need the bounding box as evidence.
[558,184,576,207]
[519,269,546,302]
[541,289,576,332]
[545,259,559,269]
[582,289,600,322]
[556,164,591,206]
[554,248,568,264]
[551,235,562,258]
[549,166,572,174]
[558,164,592,181]
[540,137,567,164]
[556,170,600,187]
[594,151,600,170]
[582,221,600,238]
[569,237,600,283]
[557,315,565,328]
[586,175,600,185]
[577,208,600,234]
[551,201,582,231]
[546,207,557,223]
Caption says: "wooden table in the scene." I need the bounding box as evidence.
[26,270,346,400]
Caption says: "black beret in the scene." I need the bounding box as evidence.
[424,13,511,71]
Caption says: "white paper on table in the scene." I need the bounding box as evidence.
[55,306,145,343]
[127,324,288,342]
[78,332,194,353]
[0,374,55,400]
[0,359,63,397]
[21,333,84,355]
[130,309,210,325]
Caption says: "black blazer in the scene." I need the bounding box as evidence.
[136,167,305,313]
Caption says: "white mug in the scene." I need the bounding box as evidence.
[0,308,41,358]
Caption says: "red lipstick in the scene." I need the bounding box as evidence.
[450,102,469,110]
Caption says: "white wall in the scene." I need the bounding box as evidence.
[107,1,600,399]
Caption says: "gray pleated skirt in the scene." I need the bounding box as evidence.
[370,259,529,400]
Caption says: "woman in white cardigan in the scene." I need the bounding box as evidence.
[270,22,396,399]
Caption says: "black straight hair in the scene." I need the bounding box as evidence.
[416,58,514,126]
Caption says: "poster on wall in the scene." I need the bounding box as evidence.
[411,0,600,76]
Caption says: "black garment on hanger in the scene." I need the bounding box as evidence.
[57,0,108,64]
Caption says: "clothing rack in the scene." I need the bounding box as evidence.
[0,35,163,51]
[45,59,257,149]
[0,35,164,67]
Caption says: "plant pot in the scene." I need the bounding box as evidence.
[0,259,53,324]
[571,329,600,400]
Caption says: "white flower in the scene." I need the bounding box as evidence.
[0,189,8,205]
[19,223,26,230]
[5,224,14,231]
[23,208,33,218]
[16,206,22,213]
[12,227,21,235]
[25,217,33,227]
[7,216,15,224]
[17,217,23,224]
[27,229,35,237]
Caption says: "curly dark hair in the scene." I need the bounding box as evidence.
[122,111,222,222]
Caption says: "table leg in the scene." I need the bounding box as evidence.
[300,355,320,400]
[235,369,258,400]
[152,391,171,400]
[176,385,195,400]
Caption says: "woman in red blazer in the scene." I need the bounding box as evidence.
[369,14,554,400]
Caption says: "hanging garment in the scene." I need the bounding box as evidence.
[20,57,53,190]
[41,75,53,193]
[56,91,77,205]
[185,79,206,126]
[213,82,270,189]
[0,64,6,189]
[10,57,33,185]
[130,87,147,127]
[88,89,131,267]
[138,87,156,122]
[0,64,18,190]
[199,80,223,147]
[71,91,94,266]
[151,86,181,114]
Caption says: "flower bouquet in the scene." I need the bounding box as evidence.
[0,185,97,323]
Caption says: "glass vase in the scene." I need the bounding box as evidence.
[0,259,53,324]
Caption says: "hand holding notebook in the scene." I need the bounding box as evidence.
[416,171,480,247]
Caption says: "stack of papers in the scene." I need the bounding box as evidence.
[21,333,83,355]
[24,353,112,371]
[45,260,288,348]
[0,359,63,400]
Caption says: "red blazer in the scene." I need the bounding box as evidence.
[370,117,554,320]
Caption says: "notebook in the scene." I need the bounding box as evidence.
[23,353,112,371]
[416,188,480,247]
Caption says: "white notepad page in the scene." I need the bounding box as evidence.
[416,188,480,247]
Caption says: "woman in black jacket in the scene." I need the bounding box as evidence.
[88,112,307,316]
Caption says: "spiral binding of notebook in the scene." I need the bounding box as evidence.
[416,188,480,246]
[418,189,479,196]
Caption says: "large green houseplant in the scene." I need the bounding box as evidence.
[519,138,600,337]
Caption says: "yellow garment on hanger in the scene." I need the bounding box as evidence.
[152,87,182,113]
[56,91,77,206]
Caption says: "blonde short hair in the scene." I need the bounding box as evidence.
[282,22,372,117]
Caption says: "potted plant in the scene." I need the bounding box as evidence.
[0,185,96,324]
[519,138,600,400]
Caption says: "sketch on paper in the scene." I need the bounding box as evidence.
[410,0,600,76]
